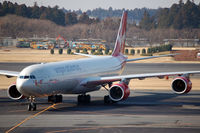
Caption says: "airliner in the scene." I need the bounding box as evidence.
[0,11,200,111]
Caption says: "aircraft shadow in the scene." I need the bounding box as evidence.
[1,90,200,113]
[49,91,200,113]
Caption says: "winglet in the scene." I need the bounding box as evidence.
[112,11,127,57]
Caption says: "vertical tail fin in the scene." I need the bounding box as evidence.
[112,11,127,57]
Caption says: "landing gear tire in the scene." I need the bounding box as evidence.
[77,94,91,104]
[28,103,36,111]
[48,95,63,103]
[28,96,36,111]
[104,95,116,104]
[28,103,31,111]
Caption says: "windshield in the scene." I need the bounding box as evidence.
[19,75,36,79]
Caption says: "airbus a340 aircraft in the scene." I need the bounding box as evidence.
[0,11,200,111]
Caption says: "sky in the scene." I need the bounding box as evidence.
[4,0,200,11]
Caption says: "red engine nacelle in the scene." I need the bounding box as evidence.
[8,84,25,100]
[171,77,192,94]
[109,82,130,102]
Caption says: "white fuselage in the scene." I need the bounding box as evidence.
[16,56,126,97]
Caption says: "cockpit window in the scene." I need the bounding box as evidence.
[19,75,36,79]
[24,76,29,79]
[30,75,36,79]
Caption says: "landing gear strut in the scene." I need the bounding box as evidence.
[28,96,36,111]
[77,94,91,104]
[48,95,63,103]
[102,84,115,104]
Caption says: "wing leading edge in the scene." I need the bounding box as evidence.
[0,70,20,78]
[81,71,200,86]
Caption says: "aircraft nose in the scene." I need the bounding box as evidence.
[17,80,34,96]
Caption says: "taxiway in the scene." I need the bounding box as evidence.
[0,89,200,133]
[0,63,200,133]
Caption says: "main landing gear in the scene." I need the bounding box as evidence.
[28,96,36,111]
[104,95,116,104]
[102,83,116,104]
[77,94,91,104]
[48,95,63,103]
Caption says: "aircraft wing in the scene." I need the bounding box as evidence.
[74,52,98,58]
[126,54,178,62]
[0,70,20,78]
[80,71,200,86]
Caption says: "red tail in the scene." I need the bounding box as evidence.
[112,11,127,57]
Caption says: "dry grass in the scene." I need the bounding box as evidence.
[0,47,200,63]
[0,47,85,62]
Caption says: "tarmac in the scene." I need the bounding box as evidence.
[0,63,200,133]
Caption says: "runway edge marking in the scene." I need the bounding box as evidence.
[5,103,58,133]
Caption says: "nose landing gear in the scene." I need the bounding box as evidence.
[28,96,36,111]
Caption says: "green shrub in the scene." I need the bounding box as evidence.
[50,49,54,54]
[82,48,88,54]
[130,49,135,55]
[167,44,173,51]
[151,47,156,53]
[97,48,103,55]
[125,49,129,55]
[91,49,95,54]
[97,48,102,52]
[142,48,146,54]
[147,48,152,54]
[75,48,80,53]
[59,48,63,54]
[67,48,71,54]
[149,44,173,53]
[105,48,109,55]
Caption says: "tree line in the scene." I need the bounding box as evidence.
[139,0,200,30]
[0,1,157,26]
[1,0,199,30]
[0,0,200,44]
[0,1,99,26]
[0,14,199,43]
[79,7,157,22]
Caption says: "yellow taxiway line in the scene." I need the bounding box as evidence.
[5,103,58,133]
